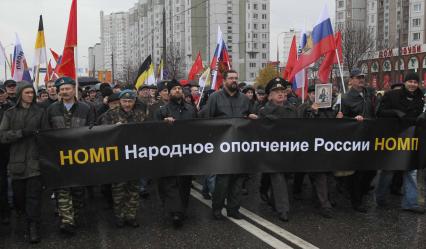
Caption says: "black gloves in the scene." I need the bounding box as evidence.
[22,128,38,137]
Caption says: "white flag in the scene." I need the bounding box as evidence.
[0,40,6,67]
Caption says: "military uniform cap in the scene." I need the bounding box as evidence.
[265,77,291,94]
[119,89,137,100]
[55,77,76,88]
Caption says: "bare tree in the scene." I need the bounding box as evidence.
[122,62,139,85]
[166,43,184,80]
[338,22,375,73]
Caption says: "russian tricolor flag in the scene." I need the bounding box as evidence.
[288,5,336,81]
[11,34,32,82]
[210,26,231,91]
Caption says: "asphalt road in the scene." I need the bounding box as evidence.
[1,175,425,249]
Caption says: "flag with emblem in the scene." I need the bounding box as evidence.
[288,5,336,81]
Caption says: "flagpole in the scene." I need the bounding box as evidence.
[335,49,346,93]
[196,86,206,110]
[35,64,40,91]
[75,47,79,99]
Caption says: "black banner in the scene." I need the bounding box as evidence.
[38,118,424,189]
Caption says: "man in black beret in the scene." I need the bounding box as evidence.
[155,80,196,228]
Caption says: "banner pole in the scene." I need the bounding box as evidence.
[335,48,346,94]
[75,47,79,99]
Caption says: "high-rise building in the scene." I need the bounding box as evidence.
[98,0,270,83]
[100,11,129,82]
[88,43,105,78]
[335,0,367,30]
[280,29,301,67]
[409,0,426,45]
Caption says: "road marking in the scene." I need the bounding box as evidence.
[190,189,293,249]
[192,181,319,249]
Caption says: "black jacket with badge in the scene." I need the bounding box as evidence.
[155,99,197,121]
[377,87,424,120]
[258,101,298,120]
[0,84,45,180]
[342,87,377,118]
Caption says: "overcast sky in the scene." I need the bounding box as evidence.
[0,0,335,71]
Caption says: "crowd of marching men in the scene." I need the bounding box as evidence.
[0,68,425,244]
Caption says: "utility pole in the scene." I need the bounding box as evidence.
[163,7,167,63]
[207,0,211,63]
[111,53,114,84]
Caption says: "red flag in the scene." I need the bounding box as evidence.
[282,36,297,81]
[65,0,77,47]
[188,51,204,80]
[57,0,77,79]
[318,32,342,83]
[44,59,53,83]
[50,48,60,64]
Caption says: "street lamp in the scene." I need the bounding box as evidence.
[276,32,286,72]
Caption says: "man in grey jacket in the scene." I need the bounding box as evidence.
[204,70,255,220]
[0,82,44,243]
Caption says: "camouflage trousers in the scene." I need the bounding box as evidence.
[56,187,85,225]
[112,180,140,220]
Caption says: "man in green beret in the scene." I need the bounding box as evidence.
[44,77,95,235]
[100,89,147,228]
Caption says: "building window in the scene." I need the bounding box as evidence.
[414,3,421,12]
[262,53,267,59]
[413,18,421,27]
[253,4,258,10]
[262,43,267,49]
[262,24,267,29]
[338,1,344,8]
[253,13,258,19]
[337,12,344,20]
[249,53,256,59]
[254,24,258,30]
[413,32,421,41]
[262,4,267,10]
[250,63,256,68]
[253,33,258,38]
